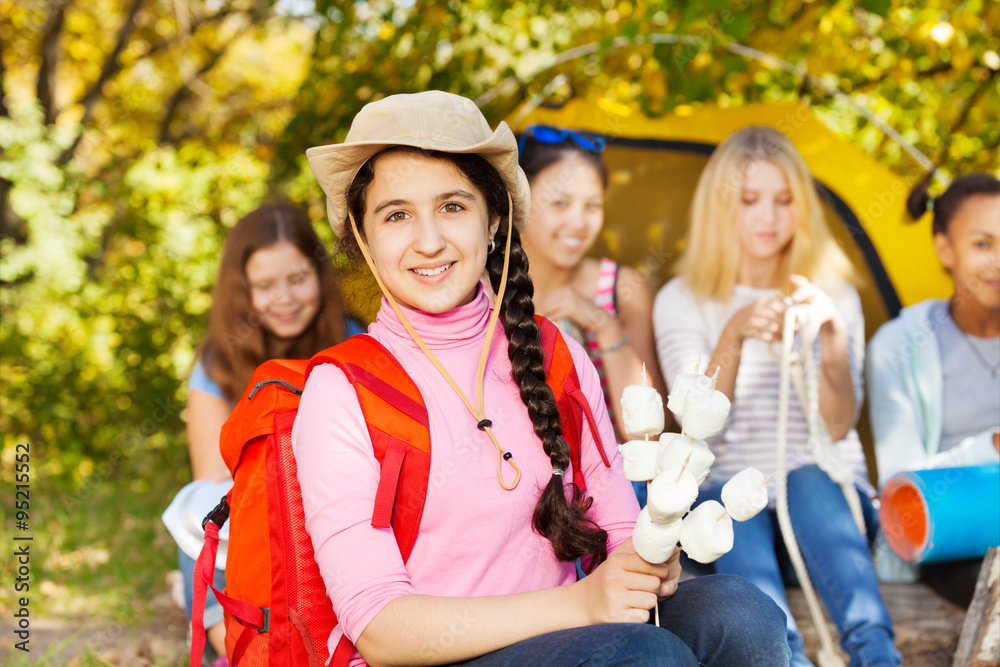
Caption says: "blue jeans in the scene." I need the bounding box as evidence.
[689,465,901,667]
[446,574,790,666]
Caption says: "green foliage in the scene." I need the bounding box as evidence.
[0,0,997,654]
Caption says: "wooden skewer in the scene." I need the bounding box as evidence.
[759,472,777,487]
[716,509,729,522]
[710,366,720,390]
[694,355,702,375]
[675,451,693,483]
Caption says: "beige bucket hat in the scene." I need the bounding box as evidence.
[306,91,530,238]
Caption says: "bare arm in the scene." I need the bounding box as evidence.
[815,316,856,441]
[706,280,856,441]
[535,269,670,435]
[186,389,231,481]
[611,267,670,424]
[790,276,856,441]
[707,298,782,402]
[355,540,676,667]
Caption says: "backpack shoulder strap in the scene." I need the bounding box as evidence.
[307,335,430,562]
[536,316,611,490]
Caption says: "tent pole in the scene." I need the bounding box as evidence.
[477,33,948,188]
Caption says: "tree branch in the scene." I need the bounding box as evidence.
[853,62,953,93]
[76,0,145,122]
[55,0,144,164]
[139,5,239,61]
[1,32,8,119]
[934,67,997,167]
[158,18,258,144]
[1,32,20,239]
[36,0,72,125]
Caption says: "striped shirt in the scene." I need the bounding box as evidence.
[653,277,870,496]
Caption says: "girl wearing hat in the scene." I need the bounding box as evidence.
[653,126,899,667]
[293,92,789,667]
[517,125,669,445]
[168,203,359,664]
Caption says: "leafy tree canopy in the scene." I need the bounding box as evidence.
[1,0,997,494]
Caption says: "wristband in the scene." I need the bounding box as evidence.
[600,335,630,353]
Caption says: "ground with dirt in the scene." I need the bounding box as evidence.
[1,580,967,665]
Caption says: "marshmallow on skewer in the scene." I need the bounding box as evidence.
[680,377,731,439]
[621,384,665,438]
[680,500,734,564]
[618,440,659,482]
[721,467,769,522]
[632,506,683,564]
[647,467,698,524]
[656,433,715,484]
[666,372,699,416]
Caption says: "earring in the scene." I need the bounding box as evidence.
[488,238,497,254]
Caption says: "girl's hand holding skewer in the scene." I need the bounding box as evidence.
[573,538,675,625]
[657,546,682,599]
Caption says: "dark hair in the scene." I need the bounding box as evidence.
[199,202,348,402]
[906,172,1000,236]
[517,138,608,189]
[345,147,609,566]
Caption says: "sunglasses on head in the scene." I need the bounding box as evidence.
[517,124,606,155]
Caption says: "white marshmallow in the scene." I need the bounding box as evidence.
[666,372,699,416]
[656,433,715,484]
[680,384,731,439]
[721,467,769,522]
[621,385,665,438]
[647,467,699,524]
[680,500,734,564]
[618,440,659,482]
[632,506,682,564]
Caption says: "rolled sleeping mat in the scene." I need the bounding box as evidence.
[880,463,1000,564]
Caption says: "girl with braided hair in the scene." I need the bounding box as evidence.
[867,172,1000,606]
[293,91,788,667]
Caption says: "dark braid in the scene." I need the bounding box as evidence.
[906,172,1000,236]
[345,146,608,566]
[486,222,609,567]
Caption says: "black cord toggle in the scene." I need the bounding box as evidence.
[477,418,493,431]
[503,452,513,461]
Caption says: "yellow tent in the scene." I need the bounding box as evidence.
[512,98,952,341]
[513,98,956,480]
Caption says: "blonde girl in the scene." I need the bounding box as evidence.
[654,126,900,667]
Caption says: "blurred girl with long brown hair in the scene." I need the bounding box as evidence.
[165,202,359,665]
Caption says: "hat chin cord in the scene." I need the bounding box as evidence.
[347,192,521,491]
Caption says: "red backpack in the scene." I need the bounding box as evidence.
[191,317,610,667]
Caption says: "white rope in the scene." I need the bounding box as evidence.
[775,299,865,667]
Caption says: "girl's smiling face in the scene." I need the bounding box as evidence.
[936,193,1000,312]
[245,241,321,339]
[361,151,497,313]
[522,154,604,270]
[737,160,799,265]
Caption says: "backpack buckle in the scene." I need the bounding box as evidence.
[201,495,231,530]
[256,606,271,633]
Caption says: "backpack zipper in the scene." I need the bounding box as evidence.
[248,379,303,400]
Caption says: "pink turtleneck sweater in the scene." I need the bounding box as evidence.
[292,286,639,665]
